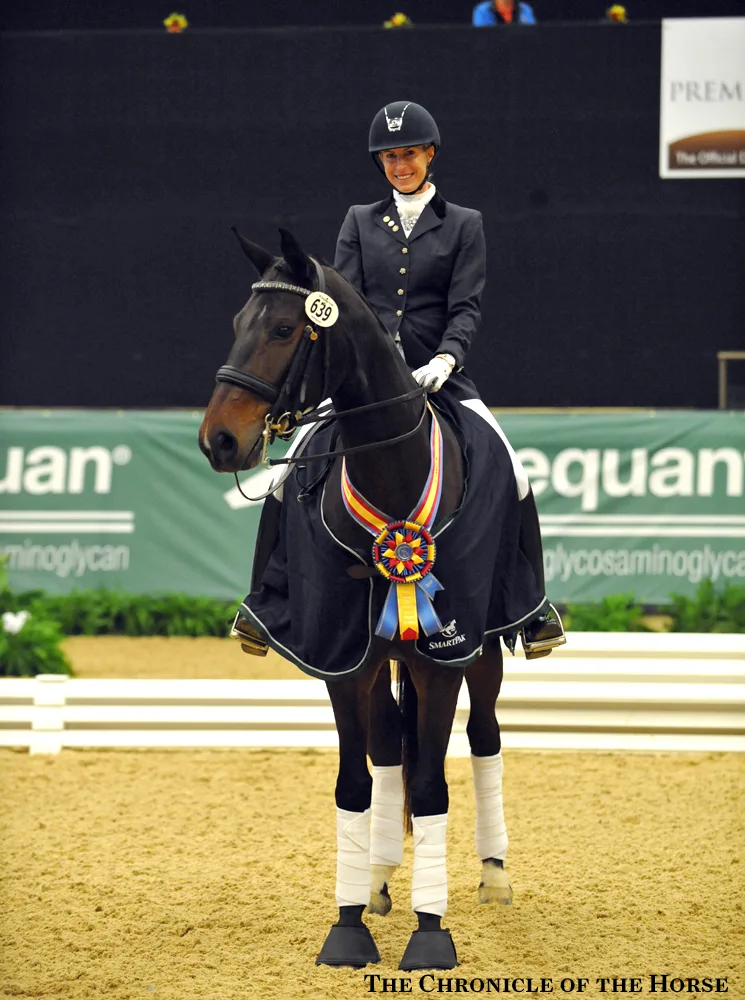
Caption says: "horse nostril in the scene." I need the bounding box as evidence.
[214,429,238,460]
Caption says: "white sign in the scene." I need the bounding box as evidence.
[660,17,745,179]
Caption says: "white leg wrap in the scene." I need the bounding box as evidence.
[370,765,404,868]
[335,808,371,908]
[471,752,508,861]
[411,813,448,917]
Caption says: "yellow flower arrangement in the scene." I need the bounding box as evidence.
[163,12,188,33]
[384,11,414,28]
[606,5,628,22]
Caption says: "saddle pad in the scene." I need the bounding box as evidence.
[241,399,546,679]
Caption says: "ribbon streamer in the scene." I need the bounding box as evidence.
[341,408,444,642]
[374,573,444,641]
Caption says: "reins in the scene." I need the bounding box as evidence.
[230,397,429,504]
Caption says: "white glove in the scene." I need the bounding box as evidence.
[411,354,455,393]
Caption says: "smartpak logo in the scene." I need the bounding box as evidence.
[428,619,466,650]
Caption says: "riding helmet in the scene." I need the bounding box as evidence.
[368,101,441,169]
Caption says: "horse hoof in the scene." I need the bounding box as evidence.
[316,923,381,969]
[368,884,392,916]
[479,858,513,905]
[399,929,458,971]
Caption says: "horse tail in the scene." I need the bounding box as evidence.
[395,659,418,836]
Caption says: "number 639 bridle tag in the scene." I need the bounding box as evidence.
[305,291,339,328]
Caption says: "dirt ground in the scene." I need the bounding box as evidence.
[1,639,743,1000]
[60,636,304,681]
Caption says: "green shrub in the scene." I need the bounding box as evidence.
[0,577,742,639]
[0,610,73,677]
[563,593,651,632]
[667,580,745,633]
[0,589,237,637]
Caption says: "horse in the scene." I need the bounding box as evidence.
[199,228,538,971]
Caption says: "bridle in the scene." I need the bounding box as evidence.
[214,257,428,473]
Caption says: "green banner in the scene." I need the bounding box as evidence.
[1,409,744,603]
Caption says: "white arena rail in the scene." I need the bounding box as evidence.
[1,632,743,755]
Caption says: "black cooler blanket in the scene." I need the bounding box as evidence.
[240,399,547,679]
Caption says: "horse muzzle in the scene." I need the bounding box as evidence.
[199,424,264,473]
[199,386,271,472]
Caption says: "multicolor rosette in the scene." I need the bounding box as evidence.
[341,409,444,642]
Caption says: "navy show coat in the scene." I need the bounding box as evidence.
[334,190,485,401]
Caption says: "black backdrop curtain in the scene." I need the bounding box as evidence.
[1,23,743,408]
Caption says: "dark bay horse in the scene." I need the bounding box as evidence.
[199,229,522,971]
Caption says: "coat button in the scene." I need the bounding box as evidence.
[396,309,403,317]
[392,225,399,232]
[397,288,404,295]
[399,267,406,274]
[383,216,391,223]
[388,220,395,227]
[401,247,408,254]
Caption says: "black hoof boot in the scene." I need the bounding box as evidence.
[399,912,458,972]
[316,905,381,969]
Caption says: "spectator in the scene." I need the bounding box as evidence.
[472,0,536,25]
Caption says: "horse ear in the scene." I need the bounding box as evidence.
[231,227,275,275]
[278,227,313,286]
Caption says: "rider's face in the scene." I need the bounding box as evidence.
[378,145,434,193]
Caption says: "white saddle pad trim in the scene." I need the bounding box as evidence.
[460,398,530,500]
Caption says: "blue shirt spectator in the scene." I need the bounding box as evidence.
[472,1,536,25]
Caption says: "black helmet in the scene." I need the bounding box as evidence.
[368,101,441,159]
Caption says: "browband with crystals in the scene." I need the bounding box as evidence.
[251,280,313,297]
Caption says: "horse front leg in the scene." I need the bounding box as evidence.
[465,641,513,906]
[367,660,404,916]
[399,661,463,972]
[316,672,381,969]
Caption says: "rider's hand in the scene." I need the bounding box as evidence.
[411,354,455,393]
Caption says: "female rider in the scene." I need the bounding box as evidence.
[333,100,564,656]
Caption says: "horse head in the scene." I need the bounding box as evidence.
[199,228,332,473]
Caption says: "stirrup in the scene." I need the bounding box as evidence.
[230,611,269,657]
[520,604,566,659]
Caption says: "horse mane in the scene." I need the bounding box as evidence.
[325,263,397,345]
[271,253,398,348]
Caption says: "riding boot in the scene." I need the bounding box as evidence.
[230,494,282,656]
[518,489,566,659]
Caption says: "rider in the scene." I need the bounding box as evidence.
[333,100,564,656]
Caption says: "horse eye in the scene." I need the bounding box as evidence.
[272,325,294,339]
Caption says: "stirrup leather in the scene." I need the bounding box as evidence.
[230,611,269,657]
[520,603,566,659]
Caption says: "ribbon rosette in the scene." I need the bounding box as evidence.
[372,520,443,641]
[341,407,445,642]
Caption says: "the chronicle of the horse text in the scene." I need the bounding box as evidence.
[362,974,730,994]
